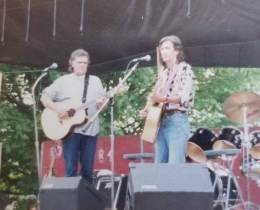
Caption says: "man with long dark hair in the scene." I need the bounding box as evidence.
[140,35,194,163]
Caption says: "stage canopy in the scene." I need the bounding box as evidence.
[0,0,260,73]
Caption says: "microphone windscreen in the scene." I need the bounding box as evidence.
[146,55,151,61]
[51,63,58,69]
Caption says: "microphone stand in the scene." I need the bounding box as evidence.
[32,71,48,184]
[84,61,139,128]
[85,61,140,210]
[109,96,116,210]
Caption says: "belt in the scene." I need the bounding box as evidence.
[163,109,186,117]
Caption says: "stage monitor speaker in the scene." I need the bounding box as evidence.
[39,176,106,210]
[127,163,214,210]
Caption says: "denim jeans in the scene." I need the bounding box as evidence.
[63,133,97,183]
[155,112,191,164]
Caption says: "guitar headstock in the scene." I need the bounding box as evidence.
[106,81,129,97]
[116,83,129,95]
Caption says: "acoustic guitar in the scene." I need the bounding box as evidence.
[141,103,164,143]
[41,84,128,141]
[141,47,164,143]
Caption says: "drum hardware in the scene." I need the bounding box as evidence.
[205,149,240,158]
[207,164,226,209]
[249,130,260,160]
[187,146,242,209]
[244,155,260,189]
[215,127,243,149]
[213,140,237,150]
[223,155,242,210]
[206,148,242,210]
[207,158,241,210]
[250,145,260,160]
[189,148,241,210]
[247,165,260,185]
[223,91,260,210]
[247,130,260,186]
[123,153,154,160]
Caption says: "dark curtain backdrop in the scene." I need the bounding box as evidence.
[0,0,260,72]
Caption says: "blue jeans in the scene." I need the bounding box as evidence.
[155,112,191,164]
[63,133,97,183]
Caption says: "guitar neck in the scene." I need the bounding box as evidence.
[77,100,96,111]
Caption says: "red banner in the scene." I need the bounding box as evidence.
[41,134,260,205]
[41,135,154,177]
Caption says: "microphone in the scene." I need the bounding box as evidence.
[132,55,151,62]
[43,63,58,72]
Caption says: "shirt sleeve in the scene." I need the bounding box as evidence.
[154,68,167,95]
[178,64,193,106]
[42,77,63,101]
[94,76,106,97]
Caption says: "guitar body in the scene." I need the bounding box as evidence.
[141,103,163,143]
[41,99,87,141]
[41,83,129,141]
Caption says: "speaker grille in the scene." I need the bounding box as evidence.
[127,163,214,210]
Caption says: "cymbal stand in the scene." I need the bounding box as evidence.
[223,154,243,210]
[241,105,252,206]
[231,105,259,210]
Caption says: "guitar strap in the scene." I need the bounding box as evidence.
[82,73,89,110]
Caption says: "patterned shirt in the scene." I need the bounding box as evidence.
[42,73,105,136]
[154,61,194,112]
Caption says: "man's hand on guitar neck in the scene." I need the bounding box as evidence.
[150,94,167,104]
[139,94,167,118]
[96,96,107,109]
[139,108,148,118]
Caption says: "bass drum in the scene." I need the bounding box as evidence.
[208,163,239,210]
[215,127,242,149]
[187,128,216,163]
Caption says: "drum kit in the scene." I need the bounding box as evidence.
[187,91,260,210]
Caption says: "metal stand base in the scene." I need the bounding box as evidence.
[229,201,260,210]
[123,136,154,162]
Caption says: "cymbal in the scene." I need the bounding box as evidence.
[213,140,236,150]
[250,144,260,159]
[186,142,207,163]
[223,91,260,123]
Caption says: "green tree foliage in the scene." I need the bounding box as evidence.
[99,67,156,135]
[99,67,260,135]
[192,67,260,129]
[0,65,39,195]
